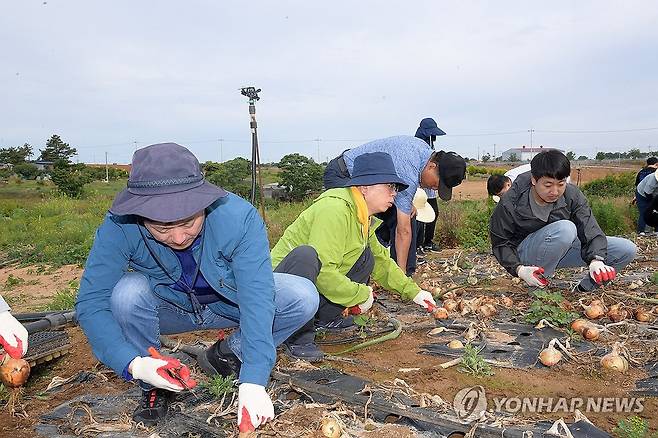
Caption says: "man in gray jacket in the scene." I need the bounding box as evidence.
[489,150,636,291]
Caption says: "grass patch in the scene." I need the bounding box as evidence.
[44,280,79,311]
[613,416,657,438]
[459,344,494,377]
[201,374,236,398]
[3,274,25,291]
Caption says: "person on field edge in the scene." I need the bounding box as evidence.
[487,163,571,203]
[414,118,446,253]
[489,150,636,291]
[271,152,439,361]
[323,135,466,276]
[76,143,318,429]
[634,156,658,234]
[0,294,29,361]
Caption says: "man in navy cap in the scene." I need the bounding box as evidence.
[76,143,318,431]
[414,118,446,254]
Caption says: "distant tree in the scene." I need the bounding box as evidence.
[566,151,576,161]
[39,135,77,162]
[0,144,33,165]
[628,148,642,159]
[50,162,93,198]
[278,153,324,201]
[204,157,252,198]
[481,153,491,162]
[596,152,606,161]
[577,155,589,161]
[13,163,39,180]
[508,153,520,162]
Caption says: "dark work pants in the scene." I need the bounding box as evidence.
[417,197,439,247]
[375,205,418,275]
[636,191,654,233]
[278,245,375,345]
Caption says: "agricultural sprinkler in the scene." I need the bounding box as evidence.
[240,86,266,218]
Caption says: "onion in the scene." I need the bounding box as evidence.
[442,299,458,312]
[582,326,600,341]
[607,304,628,322]
[635,308,653,322]
[432,307,449,320]
[0,356,31,388]
[477,303,497,318]
[447,340,464,349]
[600,343,629,373]
[320,418,341,438]
[539,339,562,367]
[570,319,589,334]
[583,301,605,319]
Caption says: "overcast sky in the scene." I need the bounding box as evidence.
[2,1,658,164]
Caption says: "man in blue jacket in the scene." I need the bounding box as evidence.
[76,143,318,429]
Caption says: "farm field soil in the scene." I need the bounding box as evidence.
[1,238,657,436]
[456,164,641,200]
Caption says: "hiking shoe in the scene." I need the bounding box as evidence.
[283,342,324,362]
[423,243,440,252]
[316,315,355,331]
[133,388,171,426]
[417,246,425,255]
[197,339,241,378]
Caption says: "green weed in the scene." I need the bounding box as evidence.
[3,274,24,290]
[201,374,236,399]
[0,383,7,403]
[459,344,494,377]
[613,416,657,438]
[582,172,635,198]
[650,272,658,286]
[45,280,79,311]
[525,290,578,327]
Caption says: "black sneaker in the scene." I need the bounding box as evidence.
[283,342,324,362]
[424,243,440,252]
[197,339,242,378]
[133,388,171,426]
[417,246,425,255]
[316,315,355,331]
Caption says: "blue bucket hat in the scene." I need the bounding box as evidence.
[110,143,227,222]
[415,117,447,140]
[346,152,409,191]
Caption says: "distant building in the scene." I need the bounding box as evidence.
[33,160,55,171]
[500,145,565,162]
[263,182,287,200]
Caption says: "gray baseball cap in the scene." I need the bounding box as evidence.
[110,143,227,222]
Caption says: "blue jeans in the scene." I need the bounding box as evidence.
[636,191,654,233]
[517,220,637,291]
[109,272,318,376]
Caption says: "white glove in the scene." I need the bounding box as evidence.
[589,260,616,285]
[129,356,187,392]
[238,383,274,431]
[413,290,436,310]
[357,286,375,313]
[0,310,28,358]
[516,266,549,288]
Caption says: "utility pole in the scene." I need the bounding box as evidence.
[314,138,321,163]
[133,140,139,152]
[218,138,224,162]
[477,145,480,161]
[105,152,109,183]
[528,128,535,149]
[493,143,496,160]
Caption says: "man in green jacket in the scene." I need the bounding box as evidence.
[271,152,438,361]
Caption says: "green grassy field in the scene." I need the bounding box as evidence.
[0,178,638,267]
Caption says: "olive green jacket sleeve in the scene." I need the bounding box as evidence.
[369,223,420,301]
